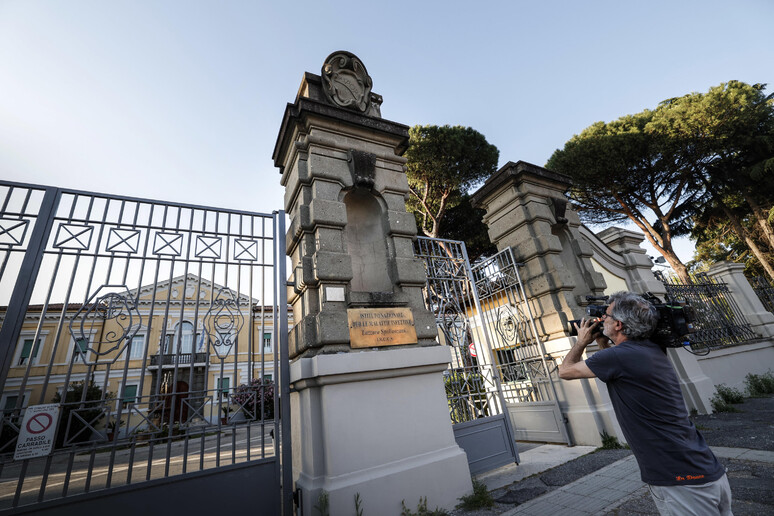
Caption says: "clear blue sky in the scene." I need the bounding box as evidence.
[2,0,773,263]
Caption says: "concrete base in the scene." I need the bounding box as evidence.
[290,346,472,515]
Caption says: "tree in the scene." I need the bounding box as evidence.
[405,125,499,242]
[436,194,497,261]
[648,81,774,280]
[546,112,704,282]
[52,380,113,448]
[547,81,774,283]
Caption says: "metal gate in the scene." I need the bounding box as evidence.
[0,181,292,515]
[471,248,570,445]
[414,237,519,475]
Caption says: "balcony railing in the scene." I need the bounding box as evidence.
[149,353,208,366]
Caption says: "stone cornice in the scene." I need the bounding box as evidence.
[471,160,572,208]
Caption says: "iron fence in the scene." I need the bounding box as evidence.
[0,180,290,511]
[470,248,560,406]
[413,237,506,424]
[656,271,758,350]
[748,276,774,314]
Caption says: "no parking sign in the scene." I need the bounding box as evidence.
[14,404,60,461]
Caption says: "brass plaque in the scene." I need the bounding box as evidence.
[348,307,418,348]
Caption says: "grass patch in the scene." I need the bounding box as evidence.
[457,480,494,510]
[598,431,626,450]
[745,371,774,397]
[401,497,449,516]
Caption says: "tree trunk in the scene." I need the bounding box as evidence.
[742,193,774,251]
[661,248,691,284]
[721,203,774,282]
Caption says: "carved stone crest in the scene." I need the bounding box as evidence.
[321,51,373,113]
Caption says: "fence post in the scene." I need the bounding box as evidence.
[706,262,774,339]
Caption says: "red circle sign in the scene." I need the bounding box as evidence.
[469,342,477,358]
[26,413,53,434]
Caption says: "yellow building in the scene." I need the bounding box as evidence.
[1,273,291,441]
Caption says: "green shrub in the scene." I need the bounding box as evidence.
[456,480,494,510]
[444,371,489,423]
[51,380,113,448]
[745,372,774,397]
[715,384,744,404]
[710,394,741,413]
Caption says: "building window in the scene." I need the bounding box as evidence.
[262,332,272,353]
[16,338,42,366]
[216,377,230,400]
[121,384,138,404]
[128,335,145,360]
[72,336,90,358]
[2,395,19,412]
[179,322,193,354]
[165,322,194,354]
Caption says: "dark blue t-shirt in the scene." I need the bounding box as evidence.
[586,340,724,486]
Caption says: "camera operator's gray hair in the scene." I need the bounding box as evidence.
[608,291,658,340]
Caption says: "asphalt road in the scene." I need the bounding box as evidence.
[0,425,274,510]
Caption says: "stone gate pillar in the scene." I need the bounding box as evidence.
[470,161,607,340]
[273,52,471,515]
[471,161,619,446]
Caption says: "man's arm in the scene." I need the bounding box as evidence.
[558,318,600,380]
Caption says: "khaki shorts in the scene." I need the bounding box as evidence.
[648,473,732,516]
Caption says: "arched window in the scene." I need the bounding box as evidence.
[166,322,195,354]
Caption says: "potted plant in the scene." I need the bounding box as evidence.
[230,378,275,421]
[106,419,124,441]
[220,405,231,425]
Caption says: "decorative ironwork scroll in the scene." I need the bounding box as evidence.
[69,285,142,365]
[203,287,245,360]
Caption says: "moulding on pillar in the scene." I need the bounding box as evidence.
[470,161,606,341]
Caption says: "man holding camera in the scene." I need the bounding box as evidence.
[558,291,732,516]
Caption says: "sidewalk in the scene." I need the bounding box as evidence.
[455,394,774,516]
[500,447,774,516]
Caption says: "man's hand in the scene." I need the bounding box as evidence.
[574,317,602,347]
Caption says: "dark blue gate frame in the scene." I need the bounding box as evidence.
[0,180,292,515]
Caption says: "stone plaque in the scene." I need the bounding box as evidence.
[348,307,417,348]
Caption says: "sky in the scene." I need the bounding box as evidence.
[1,0,773,265]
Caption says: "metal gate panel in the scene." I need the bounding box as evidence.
[471,248,571,445]
[414,237,519,474]
[0,181,291,514]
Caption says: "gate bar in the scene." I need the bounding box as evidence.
[275,210,293,516]
[0,186,60,388]
[511,257,572,446]
[457,241,519,463]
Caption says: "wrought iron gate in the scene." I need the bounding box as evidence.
[0,181,292,515]
[414,237,519,475]
[471,248,570,445]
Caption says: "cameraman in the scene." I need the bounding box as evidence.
[558,291,732,516]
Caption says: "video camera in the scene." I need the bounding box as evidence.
[568,293,696,348]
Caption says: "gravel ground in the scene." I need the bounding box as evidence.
[447,449,632,515]
[690,394,774,451]
[450,394,774,515]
